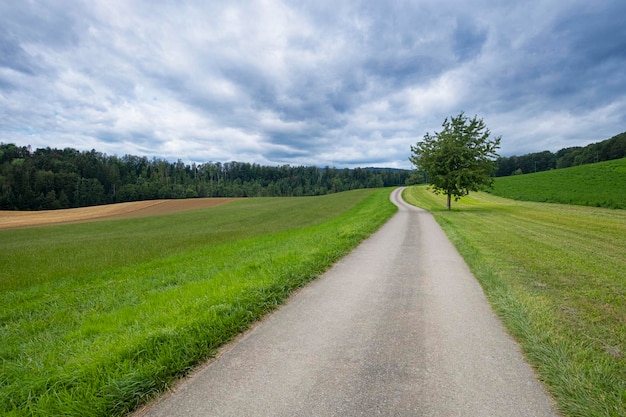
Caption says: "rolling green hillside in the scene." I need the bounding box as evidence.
[489,158,626,209]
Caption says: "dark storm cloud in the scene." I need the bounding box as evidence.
[452,18,488,63]
[547,4,626,107]
[0,1,82,47]
[0,31,40,76]
[1,0,625,168]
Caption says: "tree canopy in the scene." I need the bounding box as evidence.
[494,131,626,176]
[409,113,501,210]
[0,143,410,211]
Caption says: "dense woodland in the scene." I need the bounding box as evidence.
[495,131,626,176]
[0,144,410,210]
[2,130,624,210]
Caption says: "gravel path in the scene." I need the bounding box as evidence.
[138,188,559,417]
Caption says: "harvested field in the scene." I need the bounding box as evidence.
[0,198,237,229]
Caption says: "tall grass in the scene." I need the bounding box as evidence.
[0,189,397,416]
[403,186,626,417]
[489,157,626,209]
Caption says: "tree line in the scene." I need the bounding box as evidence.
[495,131,626,176]
[0,144,410,211]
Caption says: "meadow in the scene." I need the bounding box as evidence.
[403,186,626,417]
[0,189,397,416]
[489,157,626,209]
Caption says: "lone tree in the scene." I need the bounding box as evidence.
[409,113,501,210]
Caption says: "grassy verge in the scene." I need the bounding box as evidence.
[403,186,625,417]
[0,189,397,416]
[490,158,626,209]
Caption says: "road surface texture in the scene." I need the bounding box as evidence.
[138,188,559,417]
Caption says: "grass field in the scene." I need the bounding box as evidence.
[489,157,626,209]
[0,198,238,230]
[403,186,626,417]
[0,189,397,416]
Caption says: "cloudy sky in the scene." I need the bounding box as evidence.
[1,0,625,168]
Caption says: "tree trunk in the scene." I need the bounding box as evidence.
[447,193,451,210]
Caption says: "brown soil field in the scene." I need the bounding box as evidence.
[0,198,237,230]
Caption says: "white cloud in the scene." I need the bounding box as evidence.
[1,0,625,168]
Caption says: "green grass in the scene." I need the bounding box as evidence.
[403,186,626,417]
[489,157,626,209]
[0,189,397,416]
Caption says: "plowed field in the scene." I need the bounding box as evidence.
[0,198,237,229]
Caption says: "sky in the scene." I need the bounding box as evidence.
[1,1,625,169]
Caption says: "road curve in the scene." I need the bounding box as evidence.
[138,188,559,417]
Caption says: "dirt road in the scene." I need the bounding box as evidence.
[138,188,559,417]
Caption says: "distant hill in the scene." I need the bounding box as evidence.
[495,131,626,176]
[488,158,626,209]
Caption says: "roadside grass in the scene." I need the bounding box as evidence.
[489,158,626,209]
[403,186,626,417]
[0,189,397,416]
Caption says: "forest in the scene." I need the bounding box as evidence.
[3,130,624,211]
[0,144,410,210]
[495,131,626,176]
